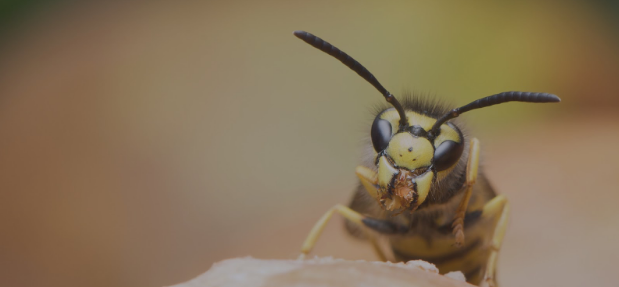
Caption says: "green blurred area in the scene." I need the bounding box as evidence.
[0,0,42,33]
[0,1,618,287]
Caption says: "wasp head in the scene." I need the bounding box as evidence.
[371,108,464,213]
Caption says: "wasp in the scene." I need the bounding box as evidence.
[293,31,560,286]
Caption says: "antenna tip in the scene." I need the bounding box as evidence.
[547,93,561,102]
[293,30,308,38]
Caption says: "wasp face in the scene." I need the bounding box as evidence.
[371,109,464,213]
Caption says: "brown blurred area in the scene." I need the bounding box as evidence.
[0,1,618,287]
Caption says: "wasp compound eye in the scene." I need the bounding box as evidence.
[371,117,392,152]
[433,140,464,171]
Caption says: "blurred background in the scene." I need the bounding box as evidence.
[1,1,618,286]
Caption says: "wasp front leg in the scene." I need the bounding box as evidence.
[452,138,480,247]
[480,195,509,287]
[298,204,388,261]
[298,166,393,261]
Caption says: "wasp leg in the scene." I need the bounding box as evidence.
[479,195,509,287]
[452,138,480,247]
[355,166,380,201]
[299,204,388,261]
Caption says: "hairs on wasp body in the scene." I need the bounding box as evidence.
[293,30,559,286]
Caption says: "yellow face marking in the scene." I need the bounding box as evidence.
[433,123,461,147]
[377,155,398,188]
[385,133,433,170]
[415,170,434,204]
[377,156,403,211]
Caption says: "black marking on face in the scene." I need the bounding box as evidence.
[410,125,427,137]
[387,170,398,195]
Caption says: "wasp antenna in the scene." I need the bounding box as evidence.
[430,91,561,136]
[293,30,408,127]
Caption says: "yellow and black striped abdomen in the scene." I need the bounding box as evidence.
[390,213,494,285]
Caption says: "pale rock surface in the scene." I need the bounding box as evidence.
[171,257,473,287]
